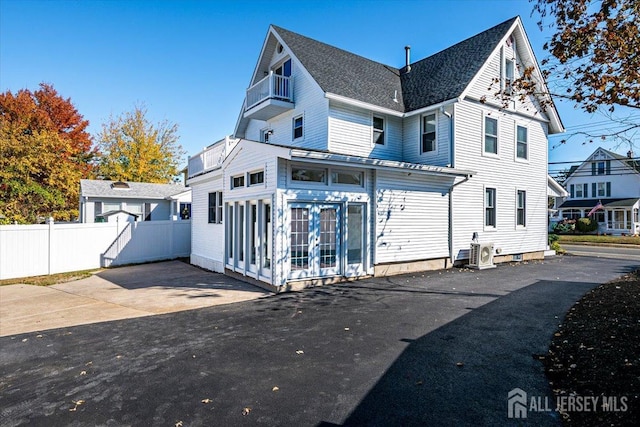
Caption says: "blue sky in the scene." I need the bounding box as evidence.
[0,0,630,171]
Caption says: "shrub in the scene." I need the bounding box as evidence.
[550,240,564,254]
[576,217,598,233]
[548,233,559,244]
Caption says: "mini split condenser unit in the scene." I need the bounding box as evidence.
[468,243,496,270]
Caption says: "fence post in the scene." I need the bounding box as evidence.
[47,217,54,275]
[169,221,174,258]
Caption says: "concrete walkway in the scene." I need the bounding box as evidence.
[0,261,269,337]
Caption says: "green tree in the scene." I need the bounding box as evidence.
[96,105,185,183]
[0,83,94,223]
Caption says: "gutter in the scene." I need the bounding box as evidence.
[290,149,473,178]
[324,93,460,119]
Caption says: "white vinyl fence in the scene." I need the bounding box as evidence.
[0,220,191,280]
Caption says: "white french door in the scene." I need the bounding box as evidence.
[289,203,341,279]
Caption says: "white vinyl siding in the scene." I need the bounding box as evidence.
[465,31,549,122]
[190,174,225,273]
[244,65,328,151]
[328,101,402,160]
[451,99,548,260]
[402,110,450,166]
[375,171,451,263]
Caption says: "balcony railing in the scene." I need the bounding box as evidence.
[187,136,238,179]
[246,72,293,112]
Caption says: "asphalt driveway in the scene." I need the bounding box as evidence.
[0,256,636,426]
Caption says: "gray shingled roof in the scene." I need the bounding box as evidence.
[80,179,189,199]
[400,17,517,111]
[602,148,640,172]
[273,17,517,113]
[273,25,405,113]
[558,198,639,209]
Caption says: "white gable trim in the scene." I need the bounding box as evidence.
[459,17,564,134]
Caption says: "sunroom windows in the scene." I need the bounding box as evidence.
[290,165,364,187]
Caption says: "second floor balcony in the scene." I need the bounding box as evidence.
[244,72,294,121]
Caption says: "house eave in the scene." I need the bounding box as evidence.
[403,98,460,117]
[289,149,474,178]
[325,93,404,117]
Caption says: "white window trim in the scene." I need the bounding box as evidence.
[481,112,500,158]
[514,123,529,163]
[231,174,245,190]
[484,186,497,231]
[372,114,385,146]
[292,114,304,141]
[248,169,266,187]
[289,163,328,186]
[420,111,438,155]
[516,189,527,229]
[504,57,515,95]
[260,127,272,143]
[330,169,365,188]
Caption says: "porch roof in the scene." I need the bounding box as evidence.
[289,149,475,178]
[558,198,640,209]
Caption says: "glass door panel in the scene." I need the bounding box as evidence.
[318,207,338,275]
[289,204,340,278]
[290,207,310,271]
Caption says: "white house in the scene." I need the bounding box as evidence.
[557,147,640,235]
[188,17,563,291]
[79,179,192,223]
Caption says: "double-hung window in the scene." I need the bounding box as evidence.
[575,184,583,198]
[516,125,528,160]
[484,116,498,154]
[373,116,385,145]
[421,113,436,153]
[208,191,223,224]
[516,190,526,227]
[485,188,497,228]
[293,115,303,139]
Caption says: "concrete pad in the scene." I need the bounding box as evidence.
[0,261,270,337]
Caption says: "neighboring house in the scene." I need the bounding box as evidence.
[548,174,569,218]
[187,16,563,291]
[79,179,192,223]
[557,147,640,235]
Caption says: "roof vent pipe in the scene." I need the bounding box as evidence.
[405,45,411,72]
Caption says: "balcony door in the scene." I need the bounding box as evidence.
[273,59,291,99]
[289,203,340,279]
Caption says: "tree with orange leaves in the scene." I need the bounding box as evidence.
[0,83,95,223]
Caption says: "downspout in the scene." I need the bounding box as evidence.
[441,106,454,168]
[448,174,471,266]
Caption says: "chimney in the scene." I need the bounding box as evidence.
[405,45,411,72]
[628,150,634,159]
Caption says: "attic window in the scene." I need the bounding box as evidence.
[111,181,130,190]
[277,43,284,54]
